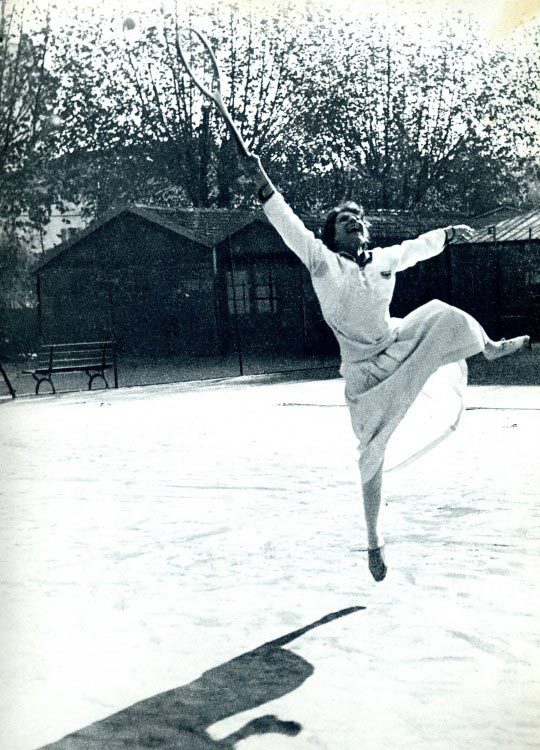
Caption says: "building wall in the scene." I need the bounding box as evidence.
[391,242,540,341]
[41,206,87,251]
[391,251,451,318]
[38,216,220,356]
[495,241,540,339]
[36,216,540,364]
[448,245,499,338]
[22,204,87,254]
[38,237,110,343]
[223,222,337,355]
[108,218,221,357]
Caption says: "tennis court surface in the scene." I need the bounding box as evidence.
[1,376,538,749]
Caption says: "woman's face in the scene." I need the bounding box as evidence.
[333,209,368,253]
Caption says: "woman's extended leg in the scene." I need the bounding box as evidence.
[362,460,387,581]
[483,335,530,360]
[395,300,529,365]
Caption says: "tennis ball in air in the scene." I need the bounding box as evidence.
[49,114,63,128]
[123,17,136,30]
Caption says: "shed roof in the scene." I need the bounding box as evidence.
[35,205,265,271]
[38,199,516,273]
[137,202,518,241]
[466,204,523,229]
[469,207,540,243]
[36,202,431,272]
[133,204,265,246]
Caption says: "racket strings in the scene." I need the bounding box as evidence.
[176,26,250,156]
[178,29,222,100]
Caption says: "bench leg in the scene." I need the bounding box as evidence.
[34,375,55,395]
[88,372,109,390]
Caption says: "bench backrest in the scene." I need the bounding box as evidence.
[37,341,115,371]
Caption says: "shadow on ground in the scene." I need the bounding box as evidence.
[39,607,364,749]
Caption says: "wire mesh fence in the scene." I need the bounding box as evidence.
[2,236,539,398]
[1,247,342,396]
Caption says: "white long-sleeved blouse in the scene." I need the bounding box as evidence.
[263,191,447,365]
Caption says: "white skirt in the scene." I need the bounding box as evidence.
[342,300,487,481]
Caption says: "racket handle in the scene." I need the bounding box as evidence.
[215,100,251,157]
[238,153,273,195]
[228,122,251,158]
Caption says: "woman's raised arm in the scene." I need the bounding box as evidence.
[238,154,333,276]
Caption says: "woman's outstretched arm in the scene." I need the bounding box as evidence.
[391,224,475,271]
[238,154,335,276]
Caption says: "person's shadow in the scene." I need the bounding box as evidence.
[39,606,364,749]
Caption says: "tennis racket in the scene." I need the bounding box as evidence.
[176,28,251,157]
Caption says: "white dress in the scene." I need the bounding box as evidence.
[263,192,487,481]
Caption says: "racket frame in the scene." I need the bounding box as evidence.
[176,28,251,157]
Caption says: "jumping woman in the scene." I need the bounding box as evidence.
[238,154,530,582]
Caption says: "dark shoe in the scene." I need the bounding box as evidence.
[368,546,387,582]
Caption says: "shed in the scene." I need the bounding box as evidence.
[35,204,331,358]
[449,208,540,339]
[466,204,524,230]
[35,202,540,363]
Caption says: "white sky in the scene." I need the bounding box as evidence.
[10,0,540,44]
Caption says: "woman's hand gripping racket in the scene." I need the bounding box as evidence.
[176,28,251,157]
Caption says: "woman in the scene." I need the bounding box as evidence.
[240,154,530,582]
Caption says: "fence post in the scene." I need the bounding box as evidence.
[112,342,119,389]
[444,246,453,305]
[36,273,43,340]
[227,237,244,377]
[494,245,502,339]
[0,362,16,398]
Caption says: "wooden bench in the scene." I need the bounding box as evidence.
[24,341,118,395]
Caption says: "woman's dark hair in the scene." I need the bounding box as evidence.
[321,201,370,252]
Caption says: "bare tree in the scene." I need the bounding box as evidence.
[0,0,60,232]
[33,1,540,216]
[50,1,311,209]
[285,7,539,213]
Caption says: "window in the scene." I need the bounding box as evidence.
[226,270,250,315]
[177,271,212,298]
[526,270,540,300]
[253,267,278,314]
[226,267,279,316]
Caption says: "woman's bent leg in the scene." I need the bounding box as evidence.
[362,460,387,581]
[362,460,384,550]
